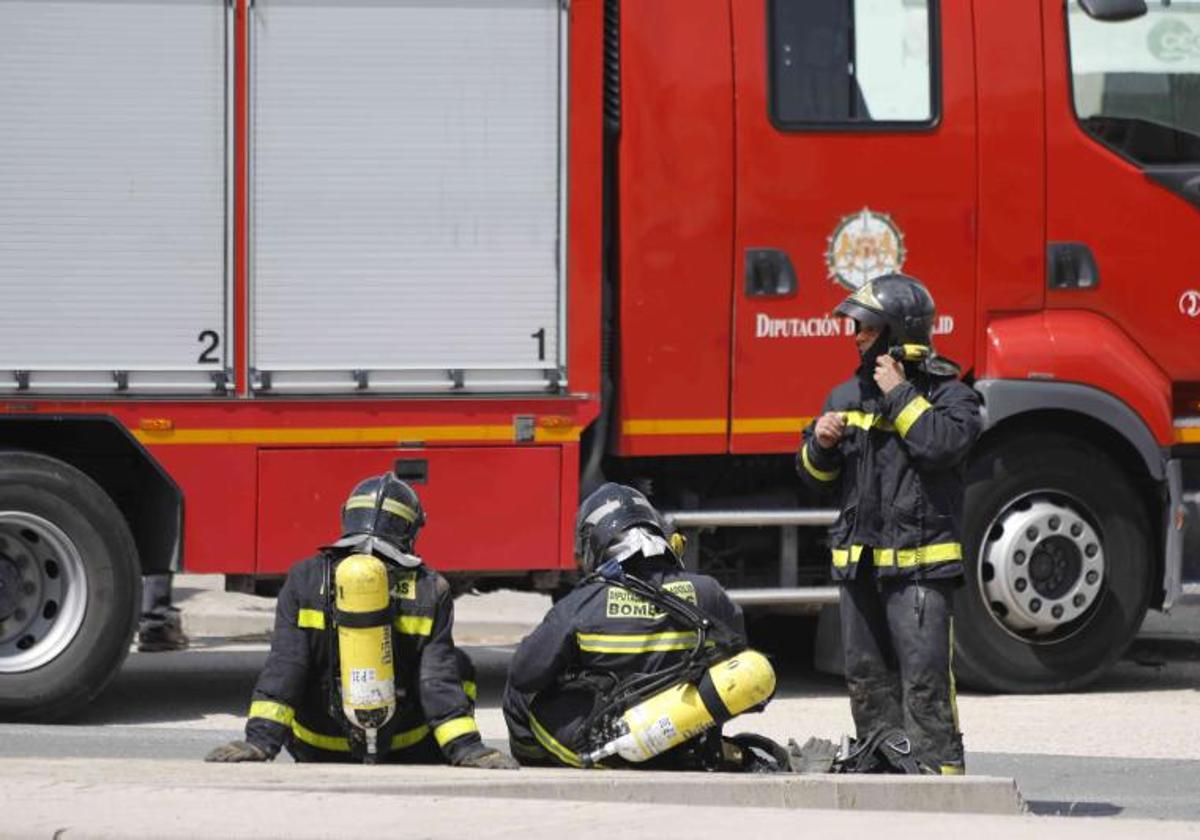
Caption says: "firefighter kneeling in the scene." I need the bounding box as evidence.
[205,473,517,769]
[503,483,777,771]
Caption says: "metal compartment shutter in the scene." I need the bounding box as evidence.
[250,0,565,394]
[0,0,230,394]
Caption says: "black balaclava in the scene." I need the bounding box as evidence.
[856,324,890,378]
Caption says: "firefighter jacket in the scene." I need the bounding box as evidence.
[243,550,481,762]
[798,368,982,581]
[509,565,747,699]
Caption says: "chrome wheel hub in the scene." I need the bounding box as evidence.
[979,496,1104,637]
[0,512,89,673]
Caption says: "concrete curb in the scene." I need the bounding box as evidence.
[0,759,1024,815]
[288,774,1025,815]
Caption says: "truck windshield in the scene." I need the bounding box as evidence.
[1068,0,1200,165]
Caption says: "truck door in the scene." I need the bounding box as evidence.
[1045,0,1200,385]
[728,0,977,454]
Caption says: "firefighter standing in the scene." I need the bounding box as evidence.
[205,473,517,769]
[502,483,764,770]
[798,273,981,775]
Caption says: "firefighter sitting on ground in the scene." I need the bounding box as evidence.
[205,473,518,769]
[502,483,777,770]
[797,272,982,775]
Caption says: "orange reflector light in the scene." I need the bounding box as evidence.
[139,418,174,432]
[538,415,572,429]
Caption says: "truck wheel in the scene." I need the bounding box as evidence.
[954,435,1152,693]
[0,452,139,720]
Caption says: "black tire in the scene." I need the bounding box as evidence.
[0,452,139,721]
[954,434,1153,693]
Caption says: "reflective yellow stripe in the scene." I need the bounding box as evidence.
[297,608,325,630]
[940,764,964,776]
[831,544,864,568]
[530,714,582,768]
[463,680,477,702]
[840,411,895,432]
[894,396,932,438]
[248,700,294,726]
[872,544,961,567]
[395,615,433,636]
[842,543,962,568]
[344,495,417,522]
[433,716,479,747]
[576,630,704,654]
[801,445,840,482]
[291,720,350,752]
[381,498,417,521]
[290,720,431,753]
[343,495,377,510]
[391,723,432,750]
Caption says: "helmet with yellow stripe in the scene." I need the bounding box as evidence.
[331,473,426,563]
[834,273,936,347]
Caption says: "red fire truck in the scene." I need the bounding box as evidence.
[0,0,1197,719]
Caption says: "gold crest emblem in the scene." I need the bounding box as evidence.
[826,208,907,290]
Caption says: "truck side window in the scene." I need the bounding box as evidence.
[768,0,937,130]
[1067,0,1200,165]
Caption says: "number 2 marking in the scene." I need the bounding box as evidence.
[197,330,220,364]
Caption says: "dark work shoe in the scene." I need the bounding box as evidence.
[137,622,190,652]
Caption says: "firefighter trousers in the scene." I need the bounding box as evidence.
[502,675,616,768]
[839,565,963,773]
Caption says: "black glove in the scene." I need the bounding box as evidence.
[205,740,270,763]
[453,743,520,770]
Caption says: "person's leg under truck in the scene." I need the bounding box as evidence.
[140,572,174,627]
[840,566,905,738]
[883,579,963,772]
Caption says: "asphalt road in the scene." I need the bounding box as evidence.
[3,633,1199,822]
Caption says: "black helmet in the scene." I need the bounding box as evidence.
[328,473,426,565]
[575,483,680,574]
[834,273,936,347]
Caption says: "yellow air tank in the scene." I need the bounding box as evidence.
[584,649,776,765]
[335,553,396,761]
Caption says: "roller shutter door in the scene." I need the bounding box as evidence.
[0,0,230,393]
[250,0,565,394]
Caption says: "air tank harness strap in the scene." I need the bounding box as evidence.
[334,606,395,628]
